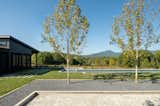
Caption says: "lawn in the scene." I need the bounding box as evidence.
[37,71,93,79]
[0,68,93,96]
[1,68,160,96]
[0,78,34,96]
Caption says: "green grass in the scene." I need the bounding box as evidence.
[0,69,93,96]
[1,68,160,96]
[37,71,93,79]
[0,78,34,96]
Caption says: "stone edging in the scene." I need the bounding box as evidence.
[15,92,38,106]
[0,80,33,99]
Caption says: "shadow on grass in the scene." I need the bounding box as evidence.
[0,66,63,77]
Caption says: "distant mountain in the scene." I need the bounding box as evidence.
[85,50,121,57]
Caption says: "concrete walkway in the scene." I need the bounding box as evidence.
[1,80,160,106]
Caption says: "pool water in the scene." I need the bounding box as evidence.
[65,69,160,73]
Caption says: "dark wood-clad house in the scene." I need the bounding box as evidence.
[0,35,38,73]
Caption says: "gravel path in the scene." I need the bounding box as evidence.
[1,80,160,106]
[27,93,160,106]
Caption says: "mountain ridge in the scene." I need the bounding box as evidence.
[85,50,121,57]
[84,50,159,58]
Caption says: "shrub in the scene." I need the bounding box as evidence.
[93,74,106,80]
[150,74,158,83]
[106,73,113,79]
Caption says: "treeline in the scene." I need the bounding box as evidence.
[32,50,160,68]
[32,52,86,66]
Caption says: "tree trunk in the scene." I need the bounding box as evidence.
[135,48,138,83]
[67,38,70,84]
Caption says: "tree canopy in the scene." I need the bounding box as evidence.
[42,0,89,84]
[111,0,160,81]
[112,0,160,51]
[42,0,89,54]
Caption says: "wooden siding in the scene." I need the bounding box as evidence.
[10,39,32,54]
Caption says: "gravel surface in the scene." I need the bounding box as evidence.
[27,93,160,106]
[1,80,160,106]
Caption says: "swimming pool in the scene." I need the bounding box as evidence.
[63,69,160,73]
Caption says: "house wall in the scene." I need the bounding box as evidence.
[10,39,32,54]
[0,52,9,74]
[11,53,31,70]
[0,39,33,74]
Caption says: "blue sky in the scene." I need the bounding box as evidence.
[0,0,159,55]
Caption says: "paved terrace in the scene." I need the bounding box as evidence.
[1,80,160,106]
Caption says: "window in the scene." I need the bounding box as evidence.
[19,55,22,67]
[27,55,31,67]
[12,54,16,67]
[0,40,7,47]
[22,55,26,67]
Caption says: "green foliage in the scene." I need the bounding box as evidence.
[154,51,160,68]
[93,73,160,81]
[32,52,66,65]
[109,57,117,66]
[118,51,136,67]
[118,50,157,68]
[69,55,86,65]
[93,74,106,80]
[53,52,66,65]
[84,57,118,66]
[32,52,54,65]
[32,50,160,68]
[112,0,160,51]
[42,0,89,68]
[105,73,113,79]
[111,0,160,80]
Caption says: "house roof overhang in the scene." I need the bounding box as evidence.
[0,35,39,54]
